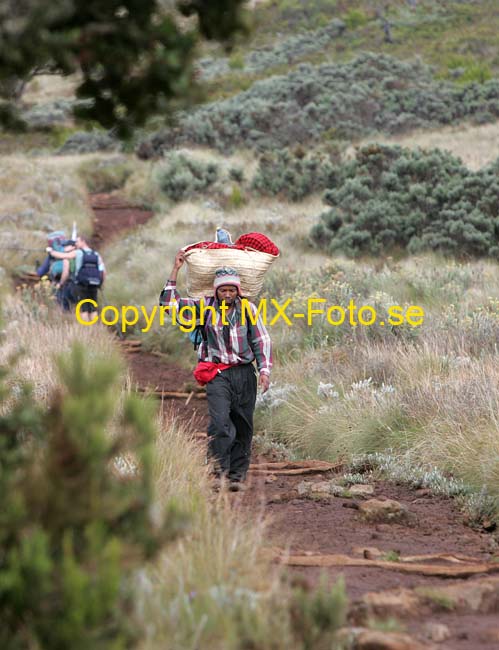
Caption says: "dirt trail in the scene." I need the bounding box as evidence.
[89,193,154,247]
[240,472,499,649]
[88,193,210,425]
[127,349,209,428]
[93,195,499,650]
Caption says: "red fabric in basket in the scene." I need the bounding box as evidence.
[184,233,279,256]
[184,241,235,251]
[234,233,279,256]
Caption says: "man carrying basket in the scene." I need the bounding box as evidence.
[160,250,272,491]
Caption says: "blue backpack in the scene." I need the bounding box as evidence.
[75,250,103,287]
[187,297,215,350]
[48,237,66,281]
[188,325,207,349]
[184,299,254,351]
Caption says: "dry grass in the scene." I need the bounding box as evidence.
[253,253,499,505]
[260,331,499,499]
[347,120,499,170]
[0,155,93,274]
[22,74,80,106]
[139,410,292,650]
[0,294,117,402]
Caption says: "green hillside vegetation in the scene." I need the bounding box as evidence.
[140,53,499,155]
[250,0,499,74]
[199,0,499,102]
[252,148,339,201]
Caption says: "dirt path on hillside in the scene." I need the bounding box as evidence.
[89,193,154,247]
[240,473,499,649]
[93,195,499,650]
[88,193,209,426]
[126,349,209,429]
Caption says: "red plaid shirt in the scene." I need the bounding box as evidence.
[159,281,272,375]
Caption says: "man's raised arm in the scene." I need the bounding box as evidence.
[159,250,202,312]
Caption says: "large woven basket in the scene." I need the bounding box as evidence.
[182,246,279,302]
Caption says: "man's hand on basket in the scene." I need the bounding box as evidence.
[168,250,185,281]
[174,250,185,270]
[259,373,270,393]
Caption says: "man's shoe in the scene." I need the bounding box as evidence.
[228,480,247,493]
[211,474,231,491]
[211,477,223,491]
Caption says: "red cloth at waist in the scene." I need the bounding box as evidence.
[193,361,234,386]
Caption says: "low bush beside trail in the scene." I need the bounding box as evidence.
[310,144,499,258]
[78,157,136,193]
[252,148,339,201]
[154,152,219,202]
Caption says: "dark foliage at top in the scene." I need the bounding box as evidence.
[138,53,499,156]
[0,0,247,135]
[311,144,499,259]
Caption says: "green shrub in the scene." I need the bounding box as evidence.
[290,574,347,650]
[458,62,492,85]
[227,184,247,209]
[445,54,473,71]
[443,56,493,85]
[344,8,368,30]
[78,157,135,192]
[228,52,245,70]
[252,148,339,201]
[58,129,119,155]
[154,152,219,201]
[229,165,245,182]
[310,144,499,258]
[0,343,185,650]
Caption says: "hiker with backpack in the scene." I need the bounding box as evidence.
[159,251,272,491]
[46,234,106,321]
[37,232,75,282]
[36,232,78,311]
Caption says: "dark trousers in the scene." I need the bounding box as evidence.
[206,363,257,481]
[71,285,99,312]
[55,281,76,312]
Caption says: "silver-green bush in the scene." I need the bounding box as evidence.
[311,144,499,258]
